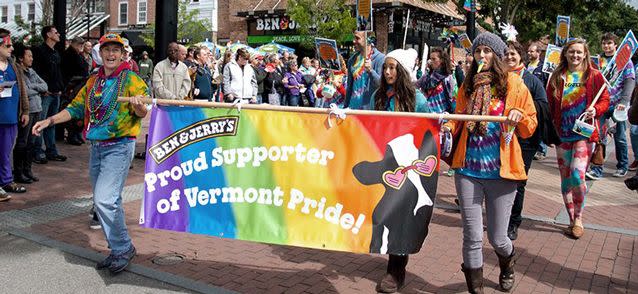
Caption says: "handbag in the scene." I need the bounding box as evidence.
[268,85,280,105]
[572,112,596,138]
[441,125,461,166]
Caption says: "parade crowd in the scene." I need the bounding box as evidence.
[1,25,638,294]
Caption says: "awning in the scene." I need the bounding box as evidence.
[2,22,30,38]
[66,13,110,40]
[120,31,148,48]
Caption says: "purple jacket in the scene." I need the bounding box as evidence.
[284,71,304,95]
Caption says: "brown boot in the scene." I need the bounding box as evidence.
[496,249,516,292]
[461,264,483,294]
[375,254,408,293]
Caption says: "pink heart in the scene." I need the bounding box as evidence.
[413,156,437,177]
[383,168,406,189]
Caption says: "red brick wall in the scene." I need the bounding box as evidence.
[107,0,156,31]
[216,0,249,44]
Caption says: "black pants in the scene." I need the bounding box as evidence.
[13,112,39,175]
[509,148,536,228]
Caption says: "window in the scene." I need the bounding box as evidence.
[27,3,34,21]
[118,2,127,25]
[1,6,7,23]
[137,0,147,24]
[14,4,21,21]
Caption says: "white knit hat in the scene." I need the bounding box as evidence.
[385,48,418,81]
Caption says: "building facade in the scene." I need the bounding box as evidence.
[0,0,42,38]
[186,0,218,42]
[106,0,155,51]
[220,0,465,57]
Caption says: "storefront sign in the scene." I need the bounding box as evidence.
[255,16,299,32]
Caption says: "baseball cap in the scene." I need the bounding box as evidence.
[99,33,125,47]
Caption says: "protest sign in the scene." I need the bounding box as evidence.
[591,56,601,70]
[315,38,341,71]
[556,15,570,47]
[601,30,637,85]
[356,0,373,31]
[543,44,562,74]
[141,106,441,254]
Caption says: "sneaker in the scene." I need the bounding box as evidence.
[96,254,116,270]
[613,169,628,178]
[533,152,546,160]
[0,188,11,202]
[108,246,136,274]
[629,161,638,171]
[89,219,102,230]
[586,171,601,181]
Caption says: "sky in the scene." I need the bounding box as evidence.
[628,0,638,9]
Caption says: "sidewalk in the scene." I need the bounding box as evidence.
[1,141,637,293]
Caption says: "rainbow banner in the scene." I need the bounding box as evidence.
[140,106,441,254]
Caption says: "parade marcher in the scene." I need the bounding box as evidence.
[223,48,257,103]
[504,41,555,241]
[13,44,47,185]
[138,51,154,87]
[190,46,214,101]
[548,38,610,239]
[345,31,384,109]
[368,48,429,293]
[152,42,191,100]
[316,71,346,108]
[442,32,537,293]
[624,71,638,190]
[630,62,638,172]
[528,42,552,161]
[0,29,29,199]
[31,25,67,164]
[416,47,455,114]
[32,33,149,274]
[587,33,636,179]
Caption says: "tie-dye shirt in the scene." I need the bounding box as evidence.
[458,93,505,179]
[559,71,588,142]
[66,63,149,142]
[600,56,636,107]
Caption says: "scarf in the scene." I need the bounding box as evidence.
[420,70,447,91]
[351,49,372,80]
[511,64,525,77]
[466,72,494,135]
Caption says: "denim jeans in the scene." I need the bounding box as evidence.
[288,94,300,106]
[590,108,628,175]
[631,124,638,162]
[90,140,135,254]
[33,94,60,158]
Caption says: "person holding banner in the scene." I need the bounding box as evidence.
[368,48,427,293]
[586,33,636,180]
[416,47,455,114]
[441,32,537,293]
[31,33,149,274]
[503,41,555,241]
[547,38,610,239]
[345,31,384,109]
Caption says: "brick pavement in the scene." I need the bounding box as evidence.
[3,136,638,293]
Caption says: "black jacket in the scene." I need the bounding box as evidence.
[264,68,285,96]
[32,43,64,93]
[518,71,560,149]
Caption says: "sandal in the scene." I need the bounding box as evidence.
[0,188,10,202]
[2,182,27,193]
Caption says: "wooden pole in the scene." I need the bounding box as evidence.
[118,97,508,122]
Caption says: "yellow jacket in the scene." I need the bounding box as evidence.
[444,73,537,181]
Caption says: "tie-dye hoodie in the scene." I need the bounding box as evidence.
[558,71,589,142]
[66,62,149,142]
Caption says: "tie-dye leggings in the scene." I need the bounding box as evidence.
[556,140,593,222]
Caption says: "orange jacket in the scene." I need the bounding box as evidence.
[444,73,538,181]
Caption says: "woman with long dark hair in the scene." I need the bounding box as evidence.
[547,39,609,239]
[370,48,428,293]
[442,32,537,293]
[416,47,455,113]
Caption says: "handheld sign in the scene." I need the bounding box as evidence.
[542,44,562,74]
[459,33,472,52]
[591,56,601,70]
[602,30,638,85]
[356,0,373,32]
[556,15,570,47]
[315,38,341,71]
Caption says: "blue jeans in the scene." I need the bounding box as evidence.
[631,124,638,162]
[34,94,60,158]
[538,142,548,155]
[590,109,629,175]
[90,140,135,254]
[288,94,300,106]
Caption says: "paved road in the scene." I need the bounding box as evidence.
[0,232,192,293]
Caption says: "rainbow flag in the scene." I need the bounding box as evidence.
[141,106,441,254]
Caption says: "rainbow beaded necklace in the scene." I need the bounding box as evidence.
[86,70,127,131]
